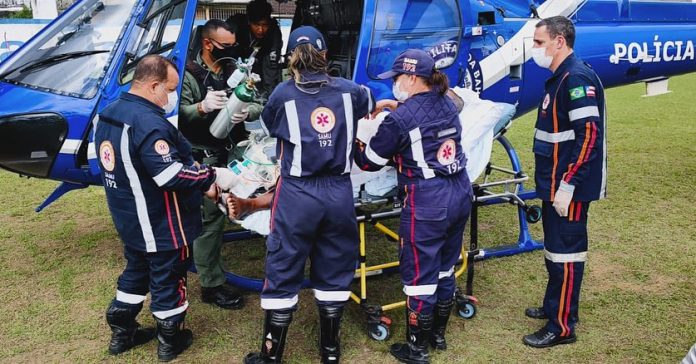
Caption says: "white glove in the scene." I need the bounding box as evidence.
[230,107,249,124]
[553,181,575,217]
[200,90,228,114]
[214,167,236,191]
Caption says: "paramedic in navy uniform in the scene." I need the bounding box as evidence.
[355,49,473,364]
[243,26,374,364]
[94,55,236,361]
[524,16,607,348]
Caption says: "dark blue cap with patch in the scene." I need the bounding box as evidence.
[287,26,326,53]
[377,49,436,79]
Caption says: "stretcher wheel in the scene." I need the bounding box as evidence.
[525,205,542,224]
[457,302,477,319]
[368,322,390,341]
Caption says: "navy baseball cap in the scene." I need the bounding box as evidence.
[287,26,326,53]
[377,49,436,79]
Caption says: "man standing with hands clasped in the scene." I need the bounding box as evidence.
[524,16,607,348]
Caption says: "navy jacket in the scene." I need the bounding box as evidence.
[355,90,467,185]
[261,72,374,178]
[95,93,216,252]
[534,54,607,202]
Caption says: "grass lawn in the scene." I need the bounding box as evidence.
[0,74,694,363]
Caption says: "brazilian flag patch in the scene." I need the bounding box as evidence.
[569,86,586,100]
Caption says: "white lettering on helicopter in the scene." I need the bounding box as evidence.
[429,41,459,69]
[609,35,695,64]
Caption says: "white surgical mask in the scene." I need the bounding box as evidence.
[531,46,553,69]
[157,84,178,114]
[163,90,178,114]
[392,80,409,102]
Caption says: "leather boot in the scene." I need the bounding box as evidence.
[154,316,193,362]
[389,308,433,364]
[244,309,293,364]
[430,299,454,350]
[105,300,155,355]
[318,305,343,363]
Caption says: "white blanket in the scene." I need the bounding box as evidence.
[234,90,512,235]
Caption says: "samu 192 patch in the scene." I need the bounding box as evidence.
[569,86,586,100]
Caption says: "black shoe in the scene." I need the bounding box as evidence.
[244,352,274,364]
[155,317,193,362]
[522,328,576,348]
[106,301,156,355]
[525,307,547,319]
[201,284,244,310]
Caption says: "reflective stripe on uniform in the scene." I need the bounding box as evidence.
[438,266,455,279]
[361,85,374,112]
[535,129,576,143]
[116,290,146,304]
[544,249,587,263]
[152,301,188,319]
[314,289,351,302]
[569,106,599,121]
[365,145,389,166]
[259,116,271,137]
[403,284,438,296]
[285,100,303,177]
[261,295,299,310]
[121,125,157,253]
[408,127,436,179]
[152,162,183,187]
[342,93,354,174]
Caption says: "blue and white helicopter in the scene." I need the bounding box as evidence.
[0,0,694,257]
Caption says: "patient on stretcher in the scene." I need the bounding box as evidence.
[219,87,516,234]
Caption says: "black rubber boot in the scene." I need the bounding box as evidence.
[105,300,156,355]
[389,309,433,364]
[318,305,343,364]
[430,299,454,350]
[154,316,193,362]
[244,309,293,364]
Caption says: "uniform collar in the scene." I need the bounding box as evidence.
[121,92,165,115]
[196,51,224,80]
[297,70,331,83]
[547,53,576,84]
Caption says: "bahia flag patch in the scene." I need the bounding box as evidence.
[585,86,596,97]
[569,86,586,100]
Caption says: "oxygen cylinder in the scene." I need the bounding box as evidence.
[227,49,258,88]
[209,81,256,139]
[226,65,247,89]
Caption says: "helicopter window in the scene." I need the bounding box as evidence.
[367,0,462,79]
[119,1,186,84]
[0,0,137,99]
[478,11,496,25]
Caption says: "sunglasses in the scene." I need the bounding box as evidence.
[207,38,238,49]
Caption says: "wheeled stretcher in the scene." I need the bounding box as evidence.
[208,88,542,340]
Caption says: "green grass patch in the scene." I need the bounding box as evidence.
[0,74,695,362]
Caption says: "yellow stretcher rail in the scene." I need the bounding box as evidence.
[350,220,470,312]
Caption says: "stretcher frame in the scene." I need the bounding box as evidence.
[197,133,543,340]
[346,134,542,340]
